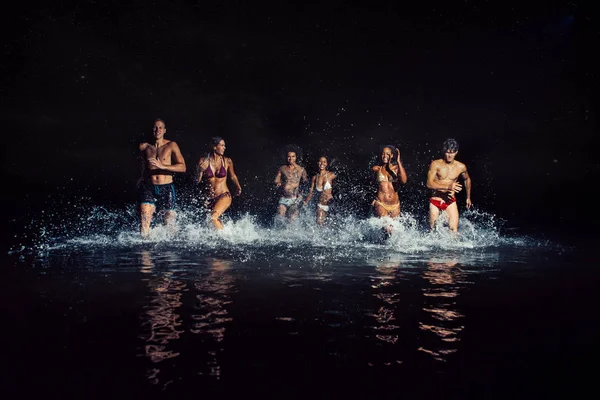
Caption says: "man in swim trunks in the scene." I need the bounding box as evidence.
[137,118,186,237]
[274,146,308,222]
[426,138,472,233]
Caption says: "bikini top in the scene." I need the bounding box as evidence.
[204,156,227,179]
[316,172,332,192]
[377,167,395,183]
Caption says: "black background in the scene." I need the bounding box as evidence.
[3,0,598,239]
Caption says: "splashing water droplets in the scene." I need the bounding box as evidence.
[11,198,548,265]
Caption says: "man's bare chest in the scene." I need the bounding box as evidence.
[283,167,302,181]
[437,165,460,180]
[145,145,171,160]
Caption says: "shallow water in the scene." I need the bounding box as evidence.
[4,208,599,398]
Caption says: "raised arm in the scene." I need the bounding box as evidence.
[394,148,408,184]
[302,175,317,206]
[461,167,472,209]
[227,158,243,196]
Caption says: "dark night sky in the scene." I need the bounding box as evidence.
[3,0,598,232]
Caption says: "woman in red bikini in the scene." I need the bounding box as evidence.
[371,145,408,228]
[197,137,242,229]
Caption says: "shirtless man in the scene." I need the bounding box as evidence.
[137,118,186,237]
[274,147,308,222]
[426,138,472,233]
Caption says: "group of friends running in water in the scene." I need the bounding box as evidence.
[138,118,472,238]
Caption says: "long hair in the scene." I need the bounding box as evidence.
[210,136,224,151]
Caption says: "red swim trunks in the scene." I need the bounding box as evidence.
[430,197,456,211]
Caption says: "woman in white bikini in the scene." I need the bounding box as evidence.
[303,156,337,226]
[371,145,407,223]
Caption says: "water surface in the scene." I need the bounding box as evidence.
[4,209,598,398]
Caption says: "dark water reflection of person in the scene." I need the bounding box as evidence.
[139,250,186,385]
[367,262,404,366]
[190,258,236,380]
[418,258,467,362]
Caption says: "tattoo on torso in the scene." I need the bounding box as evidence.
[282,166,303,184]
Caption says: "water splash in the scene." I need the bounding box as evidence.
[9,199,557,264]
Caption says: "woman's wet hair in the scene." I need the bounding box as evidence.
[443,138,459,152]
[210,136,225,150]
[380,144,397,154]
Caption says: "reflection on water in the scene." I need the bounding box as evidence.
[418,257,467,361]
[190,258,236,379]
[138,253,236,386]
[371,263,401,345]
[139,251,186,385]
[5,241,584,398]
[367,261,404,366]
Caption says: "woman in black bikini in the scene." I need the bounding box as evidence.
[303,156,336,226]
[197,137,242,229]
